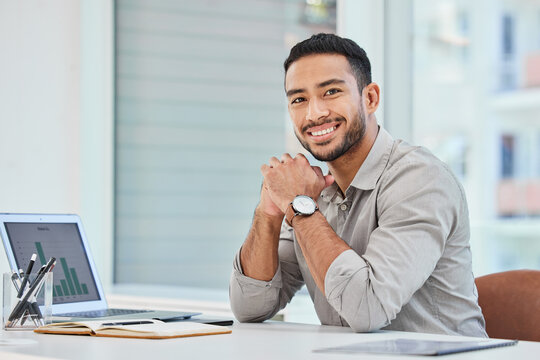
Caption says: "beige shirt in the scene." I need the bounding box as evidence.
[229,127,487,337]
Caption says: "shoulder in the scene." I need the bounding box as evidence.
[375,140,468,237]
[380,140,466,203]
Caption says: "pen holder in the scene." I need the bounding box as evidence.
[3,272,53,330]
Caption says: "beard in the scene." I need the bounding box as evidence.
[295,111,367,162]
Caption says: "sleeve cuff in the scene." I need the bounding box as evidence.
[233,249,282,289]
[324,249,368,310]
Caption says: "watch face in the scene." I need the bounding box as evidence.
[292,195,316,215]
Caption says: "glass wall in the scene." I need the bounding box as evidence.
[115,0,539,302]
[114,0,336,290]
[411,0,540,274]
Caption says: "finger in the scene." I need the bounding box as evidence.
[280,153,293,163]
[294,153,310,165]
[261,163,271,176]
[268,157,281,167]
[324,174,335,188]
[311,166,324,178]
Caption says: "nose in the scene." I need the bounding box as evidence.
[306,98,329,122]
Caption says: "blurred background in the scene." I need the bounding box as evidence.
[1,0,539,323]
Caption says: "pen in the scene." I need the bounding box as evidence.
[20,301,40,327]
[6,257,56,326]
[28,263,47,289]
[11,271,21,292]
[23,276,48,326]
[17,254,37,298]
[101,320,154,326]
[31,301,45,326]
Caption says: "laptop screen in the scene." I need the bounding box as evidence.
[5,222,100,304]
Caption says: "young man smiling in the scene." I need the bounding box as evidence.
[229,33,487,337]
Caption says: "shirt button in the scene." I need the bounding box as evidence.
[340,204,348,211]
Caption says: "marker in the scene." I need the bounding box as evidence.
[17,254,37,298]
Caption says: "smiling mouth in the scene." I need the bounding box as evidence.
[307,123,341,138]
[310,126,336,136]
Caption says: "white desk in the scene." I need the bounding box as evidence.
[1,321,538,360]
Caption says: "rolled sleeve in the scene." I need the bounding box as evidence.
[325,250,388,332]
[229,223,305,323]
[229,250,283,323]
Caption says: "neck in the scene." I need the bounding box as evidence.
[327,119,379,194]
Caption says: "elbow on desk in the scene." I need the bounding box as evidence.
[335,301,391,333]
[230,308,269,324]
[230,300,275,323]
[347,319,387,333]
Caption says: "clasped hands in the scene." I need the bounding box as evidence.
[259,153,335,218]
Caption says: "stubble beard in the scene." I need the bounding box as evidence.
[295,111,367,162]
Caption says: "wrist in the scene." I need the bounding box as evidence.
[285,195,319,227]
[255,206,284,227]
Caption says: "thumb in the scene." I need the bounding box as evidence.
[323,174,335,188]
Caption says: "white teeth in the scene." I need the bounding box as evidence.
[311,126,336,136]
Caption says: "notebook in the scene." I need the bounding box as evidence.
[34,318,231,339]
[0,213,200,322]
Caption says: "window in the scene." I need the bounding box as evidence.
[114,0,336,291]
[410,0,540,273]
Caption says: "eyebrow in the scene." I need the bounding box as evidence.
[285,78,346,97]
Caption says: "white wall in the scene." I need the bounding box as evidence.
[0,0,114,289]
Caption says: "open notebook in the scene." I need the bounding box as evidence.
[35,319,231,339]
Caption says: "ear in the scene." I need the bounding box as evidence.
[363,83,380,114]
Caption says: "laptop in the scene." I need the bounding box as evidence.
[0,213,200,322]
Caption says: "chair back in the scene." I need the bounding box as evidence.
[475,270,540,342]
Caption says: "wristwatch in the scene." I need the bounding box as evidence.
[285,195,318,227]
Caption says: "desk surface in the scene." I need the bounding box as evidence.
[1,321,538,360]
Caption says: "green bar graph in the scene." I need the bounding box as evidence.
[34,242,90,298]
[70,268,82,295]
[60,279,69,295]
[60,258,76,295]
[35,242,46,265]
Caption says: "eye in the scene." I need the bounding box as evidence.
[291,97,306,104]
[325,88,341,96]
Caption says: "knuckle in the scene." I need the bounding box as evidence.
[294,153,307,162]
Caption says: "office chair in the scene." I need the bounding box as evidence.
[475,269,540,342]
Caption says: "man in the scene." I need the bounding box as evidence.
[229,33,486,337]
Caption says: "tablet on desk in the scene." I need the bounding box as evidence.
[313,338,518,356]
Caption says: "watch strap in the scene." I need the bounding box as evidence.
[284,197,318,227]
[285,203,297,227]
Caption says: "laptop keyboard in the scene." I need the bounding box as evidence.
[56,308,152,318]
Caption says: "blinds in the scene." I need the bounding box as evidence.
[114,0,294,289]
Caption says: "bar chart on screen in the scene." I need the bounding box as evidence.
[5,222,99,304]
[35,242,89,298]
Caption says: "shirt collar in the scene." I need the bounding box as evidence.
[320,126,394,202]
[349,126,394,191]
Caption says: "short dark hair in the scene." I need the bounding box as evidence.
[284,33,372,91]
